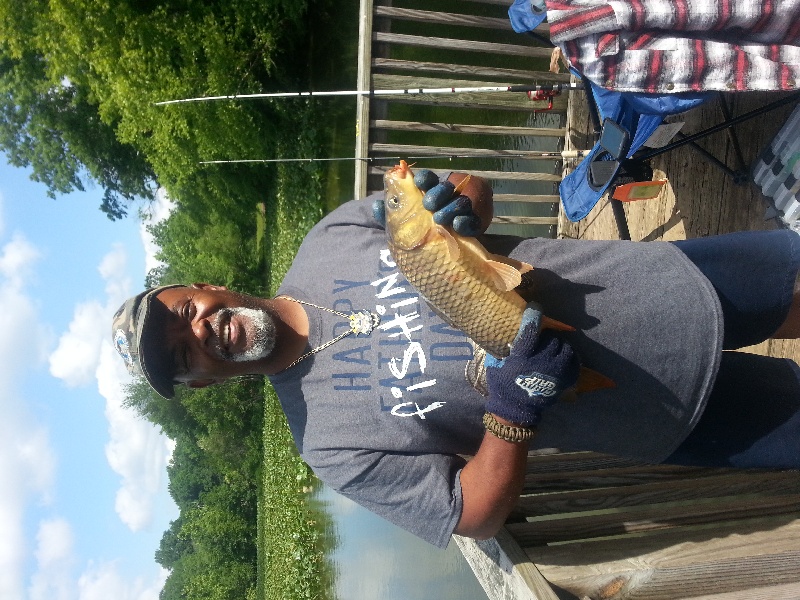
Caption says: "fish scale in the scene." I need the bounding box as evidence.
[391,236,525,358]
[383,161,615,394]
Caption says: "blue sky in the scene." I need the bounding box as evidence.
[0,157,176,600]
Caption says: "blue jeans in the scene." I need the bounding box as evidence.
[665,229,800,469]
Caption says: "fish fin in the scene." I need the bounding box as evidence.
[487,253,534,274]
[453,174,471,195]
[541,316,576,332]
[574,367,616,394]
[436,225,461,260]
[458,236,533,277]
[484,259,523,291]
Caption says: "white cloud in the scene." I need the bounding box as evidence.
[0,230,56,600]
[97,345,174,532]
[48,243,176,532]
[48,300,108,387]
[139,188,174,276]
[28,518,76,600]
[78,562,167,600]
[0,233,41,290]
[0,423,57,600]
[49,244,130,387]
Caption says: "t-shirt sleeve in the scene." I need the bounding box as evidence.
[307,447,467,548]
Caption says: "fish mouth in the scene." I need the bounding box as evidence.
[387,160,412,180]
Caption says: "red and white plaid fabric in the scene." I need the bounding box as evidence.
[545,0,800,92]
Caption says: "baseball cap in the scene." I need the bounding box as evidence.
[111,284,184,399]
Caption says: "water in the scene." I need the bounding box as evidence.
[317,486,489,600]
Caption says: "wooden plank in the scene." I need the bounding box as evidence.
[527,515,800,575]
[493,215,559,225]
[378,94,567,113]
[354,0,375,199]
[372,119,565,137]
[516,470,800,517]
[550,551,800,600]
[523,470,737,494]
[374,6,534,32]
[368,166,562,182]
[494,194,560,202]
[372,57,571,82]
[372,74,568,111]
[507,493,800,546]
[690,581,800,600]
[452,530,558,600]
[374,32,554,58]
[369,142,563,160]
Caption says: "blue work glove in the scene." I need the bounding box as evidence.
[372,169,481,237]
[485,304,580,427]
[416,170,482,237]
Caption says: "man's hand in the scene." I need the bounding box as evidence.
[373,169,493,236]
[485,304,580,427]
[416,171,483,237]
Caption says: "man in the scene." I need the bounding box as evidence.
[112,171,800,548]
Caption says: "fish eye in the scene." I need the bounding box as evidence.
[387,195,400,209]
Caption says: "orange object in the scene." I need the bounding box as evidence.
[612,180,667,202]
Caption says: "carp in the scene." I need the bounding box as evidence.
[383,161,614,393]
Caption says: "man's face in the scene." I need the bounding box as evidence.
[153,284,277,386]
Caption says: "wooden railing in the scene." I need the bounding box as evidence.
[355,0,577,235]
[455,450,800,600]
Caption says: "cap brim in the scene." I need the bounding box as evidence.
[135,285,183,399]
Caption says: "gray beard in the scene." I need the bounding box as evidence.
[212,307,276,362]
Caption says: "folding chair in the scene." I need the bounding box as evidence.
[509,0,800,239]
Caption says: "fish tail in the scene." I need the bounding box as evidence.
[541,316,576,332]
[575,366,616,394]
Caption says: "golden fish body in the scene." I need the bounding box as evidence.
[383,162,616,393]
[383,161,529,358]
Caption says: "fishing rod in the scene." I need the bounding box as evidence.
[156,82,584,106]
[198,150,587,165]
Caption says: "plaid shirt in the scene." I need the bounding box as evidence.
[545,0,800,92]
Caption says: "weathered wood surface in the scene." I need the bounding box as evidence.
[370,74,567,112]
[374,31,555,58]
[371,119,566,137]
[475,83,800,600]
[372,57,571,82]
[355,0,564,234]
[453,530,560,600]
[354,0,375,199]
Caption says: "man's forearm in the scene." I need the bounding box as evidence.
[454,415,530,540]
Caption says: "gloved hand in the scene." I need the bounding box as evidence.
[416,170,482,237]
[372,169,482,237]
[485,304,580,427]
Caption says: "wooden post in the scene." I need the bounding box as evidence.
[354,0,374,199]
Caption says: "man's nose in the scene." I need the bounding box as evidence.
[192,317,213,345]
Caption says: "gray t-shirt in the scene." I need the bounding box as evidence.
[269,196,723,547]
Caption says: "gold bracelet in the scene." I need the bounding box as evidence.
[482,412,536,443]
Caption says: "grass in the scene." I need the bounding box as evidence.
[255,113,338,600]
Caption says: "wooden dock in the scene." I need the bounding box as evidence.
[455,88,800,600]
[353,2,800,598]
[354,0,571,236]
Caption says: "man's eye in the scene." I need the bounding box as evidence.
[182,302,193,319]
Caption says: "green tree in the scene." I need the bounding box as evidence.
[0,0,311,218]
[0,46,157,218]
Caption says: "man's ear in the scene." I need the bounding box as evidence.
[186,379,222,389]
[190,283,228,291]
